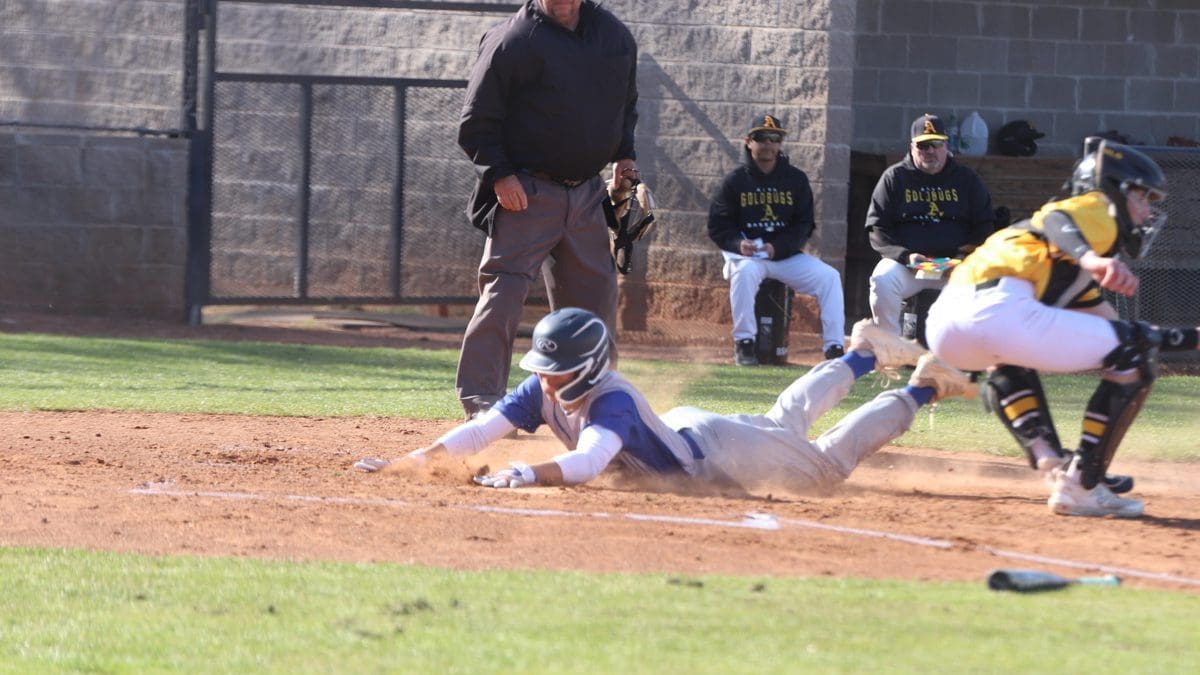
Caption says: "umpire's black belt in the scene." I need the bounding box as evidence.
[526,170,591,188]
[677,428,705,460]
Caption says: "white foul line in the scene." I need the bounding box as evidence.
[128,487,1200,587]
[775,516,955,549]
[128,487,780,531]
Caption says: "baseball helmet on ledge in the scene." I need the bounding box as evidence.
[995,120,1046,157]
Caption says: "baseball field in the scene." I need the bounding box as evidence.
[1,311,1198,672]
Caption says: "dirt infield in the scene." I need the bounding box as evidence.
[2,311,1198,592]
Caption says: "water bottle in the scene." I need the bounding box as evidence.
[961,111,988,156]
[946,114,961,154]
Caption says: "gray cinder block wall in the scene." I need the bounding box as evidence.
[614,0,856,326]
[3,0,855,324]
[1,0,186,318]
[207,0,854,326]
[0,132,189,318]
[853,0,1200,157]
[3,0,1197,323]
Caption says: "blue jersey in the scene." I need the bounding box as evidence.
[493,373,700,476]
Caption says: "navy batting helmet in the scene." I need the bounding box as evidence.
[519,308,611,405]
[1069,137,1167,258]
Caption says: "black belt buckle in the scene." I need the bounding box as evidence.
[528,170,587,188]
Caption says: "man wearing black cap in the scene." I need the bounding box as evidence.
[708,114,846,365]
[864,113,994,335]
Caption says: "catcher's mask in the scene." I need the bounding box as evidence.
[1068,137,1167,258]
[518,307,611,405]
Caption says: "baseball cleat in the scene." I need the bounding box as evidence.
[848,319,927,369]
[1038,456,1134,494]
[1048,471,1143,518]
[354,457,390,473]
[823,344,846,360]
[909,354,976,401]
[1103,473,1135,494]
[734,338,758,366]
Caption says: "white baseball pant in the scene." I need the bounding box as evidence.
[869,257,948,335]
[722,251,845,349]
[926,277,1119,373]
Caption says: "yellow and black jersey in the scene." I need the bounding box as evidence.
[947,192,1120,308]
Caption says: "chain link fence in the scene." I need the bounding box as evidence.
[1107,146,1200,363]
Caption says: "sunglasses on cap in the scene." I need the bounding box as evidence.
[916,140,946,150]
[750,132,783,143]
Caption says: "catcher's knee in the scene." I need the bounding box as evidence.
[982,366,1061,469]
[1103,320,1161,376]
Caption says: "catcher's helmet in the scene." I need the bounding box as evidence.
[519,307,610,405]
[1069,137,1167,258]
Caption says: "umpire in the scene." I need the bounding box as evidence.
[456,0,639,420]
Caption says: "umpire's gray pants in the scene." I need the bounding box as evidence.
[456,172,618,415]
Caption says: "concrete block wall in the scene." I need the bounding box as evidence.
[204,1,855,328]
[0,132,189,318]
[13,1,1192,327]
[0,0,184,131]
[7,0,1190,326]
[612,0,856,327]
[853,0,1200,157]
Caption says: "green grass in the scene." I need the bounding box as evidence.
[0,333,466,418]
[1,331,1198,672]
[1,548,1196,674]
[2,332,1198,461]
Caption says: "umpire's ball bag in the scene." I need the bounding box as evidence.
[755,279,792,365]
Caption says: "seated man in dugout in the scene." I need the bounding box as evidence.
[707,114,846,366]
[865,113,994,335]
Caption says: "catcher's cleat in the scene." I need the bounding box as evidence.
[1048,470,1143,518]
[909,354,977,401]
[354,457,390,473]
[1103,473,1134,494]
[848,319,927,369]
[1037,456,1134,494]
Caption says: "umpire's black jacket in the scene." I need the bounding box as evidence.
[459,0,639,232]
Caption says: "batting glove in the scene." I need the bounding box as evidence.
[473,461,537,488]
[354,457,391,473]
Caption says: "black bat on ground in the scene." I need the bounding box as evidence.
[987,568,1121,592]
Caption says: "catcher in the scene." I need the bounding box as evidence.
[926,138,1200,518]
[355,308,975,493]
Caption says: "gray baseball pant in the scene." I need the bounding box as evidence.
[456,173,618,415]
[661,360,920,491]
